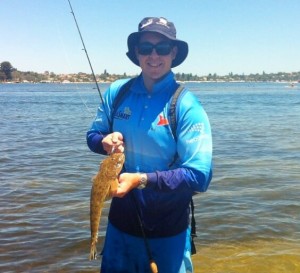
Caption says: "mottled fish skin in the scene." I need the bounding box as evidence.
[89,152,125,260]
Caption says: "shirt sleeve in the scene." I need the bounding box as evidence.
[86,100,111,155]
[86,79,130,154]
[146,91,213,192]
[86,130,107,155]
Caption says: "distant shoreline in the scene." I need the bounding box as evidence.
[1,61,300,84]
[1,80,299,85]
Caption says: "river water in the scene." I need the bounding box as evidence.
[0,82,299,273]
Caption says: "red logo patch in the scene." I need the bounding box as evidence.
[157,115,169,126]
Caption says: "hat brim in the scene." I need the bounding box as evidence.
[126,31,188,68]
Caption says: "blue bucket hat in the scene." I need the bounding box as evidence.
[126,17,189,68]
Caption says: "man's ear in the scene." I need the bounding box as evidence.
[171,46,178,60]
[135,47,140,63]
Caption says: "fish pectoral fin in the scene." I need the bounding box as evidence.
[104,193,112,202]
[104,179,119,201]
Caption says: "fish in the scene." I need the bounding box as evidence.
[89,152,125,260]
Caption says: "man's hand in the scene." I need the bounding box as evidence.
[102,132,124,154]
[111,173,141,198]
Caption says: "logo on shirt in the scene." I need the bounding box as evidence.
[114,107,132,120]
[157,114,169,126]
[188,123,204,133]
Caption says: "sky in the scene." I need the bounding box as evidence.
[1,0,300,76]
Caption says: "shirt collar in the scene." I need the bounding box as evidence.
[133,71,175,94]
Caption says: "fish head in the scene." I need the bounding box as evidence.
[107,152,125,175]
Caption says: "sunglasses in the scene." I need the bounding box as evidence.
[137,41,173,56]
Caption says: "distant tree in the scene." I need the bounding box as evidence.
[0,71,6,81]
[0,61,15,80]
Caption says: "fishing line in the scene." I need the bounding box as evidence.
[66,0,109,122]
[54,16,95,117]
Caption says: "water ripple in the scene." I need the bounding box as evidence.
[1,83,299,272]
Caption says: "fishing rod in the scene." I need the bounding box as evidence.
[67,2,158,272]
[131,193,158,273]
[67,0,109,120]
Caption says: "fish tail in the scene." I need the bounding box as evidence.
[89,243,97,261]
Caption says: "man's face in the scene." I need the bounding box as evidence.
[135,32,177,86]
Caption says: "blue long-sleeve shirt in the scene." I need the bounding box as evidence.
[87,71,213,237]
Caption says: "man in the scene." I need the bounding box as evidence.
[87,17,213,273]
